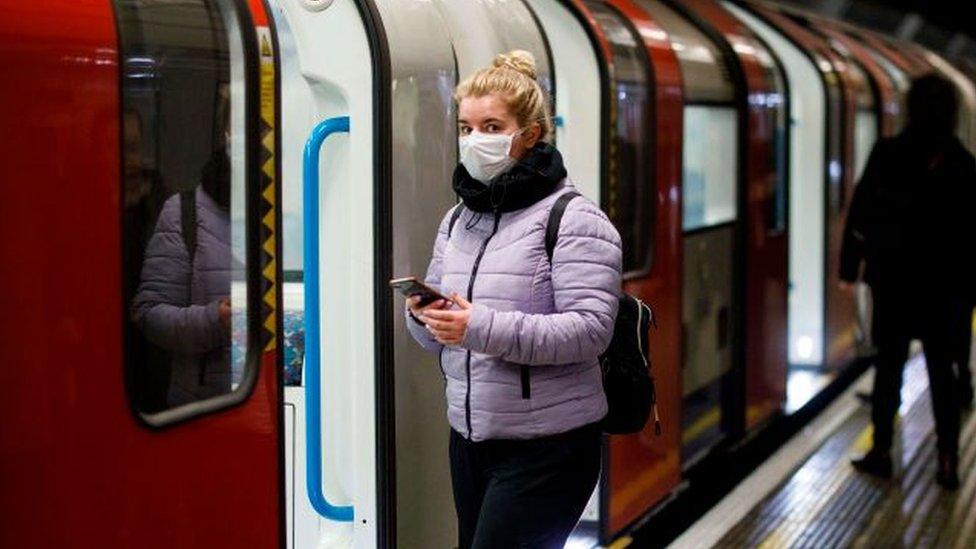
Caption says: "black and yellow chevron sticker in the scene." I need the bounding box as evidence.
[257,26,277,352]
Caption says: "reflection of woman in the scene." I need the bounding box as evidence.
[405,51,622,548]
[132,149,233,406]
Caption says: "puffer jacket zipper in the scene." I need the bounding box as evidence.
[464,211,501,440]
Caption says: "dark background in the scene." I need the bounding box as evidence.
[779,0,975,62]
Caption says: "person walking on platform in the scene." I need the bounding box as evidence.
[839,74,976,489]
[404,51,622,548]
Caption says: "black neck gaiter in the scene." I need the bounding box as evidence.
[452,143,567,213]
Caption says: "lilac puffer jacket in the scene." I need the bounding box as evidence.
[407,180,622,441]
[132,187,234,405]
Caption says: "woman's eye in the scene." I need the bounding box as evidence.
[486,124,499,133]
[459,126,471,135]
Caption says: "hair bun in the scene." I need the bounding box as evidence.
[492,50,537,80]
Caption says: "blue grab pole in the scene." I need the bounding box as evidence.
[302,116,353,522]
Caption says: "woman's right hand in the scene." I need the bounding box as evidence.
[407,296,450,316]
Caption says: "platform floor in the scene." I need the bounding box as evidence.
[674,354,976,548]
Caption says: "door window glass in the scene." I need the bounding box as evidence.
[586,1,655,276]
[117,0,256,422]
[683,106,738,231]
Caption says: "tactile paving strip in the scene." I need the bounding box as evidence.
[715,358,976,548]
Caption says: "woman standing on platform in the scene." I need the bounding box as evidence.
[403,50,623,548]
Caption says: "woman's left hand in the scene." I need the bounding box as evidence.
[421,293,473,346]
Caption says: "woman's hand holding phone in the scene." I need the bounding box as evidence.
[421,292,474,346]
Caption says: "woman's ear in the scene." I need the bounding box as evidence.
[522,122,542,148]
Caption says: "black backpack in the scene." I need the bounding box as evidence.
[448,192,660,435]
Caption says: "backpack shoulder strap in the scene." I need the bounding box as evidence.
[447,203,464,238]
[545,191,581,262]
[180,189,197,262]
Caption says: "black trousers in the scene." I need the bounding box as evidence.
[449,423,601,549]
[870,288,959,456]
[952,302,973,390]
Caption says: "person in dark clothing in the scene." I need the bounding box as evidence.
[957,323,974,405]
[839,74,976,489]
[952,295,974,409]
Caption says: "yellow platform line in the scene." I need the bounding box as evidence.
[607,535,632,549]
[682,405,721,445]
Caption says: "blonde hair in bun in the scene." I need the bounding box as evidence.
[455,49,553,141]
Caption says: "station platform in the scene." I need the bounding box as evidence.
[671,351,976,549]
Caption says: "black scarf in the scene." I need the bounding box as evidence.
[452,143,567,213]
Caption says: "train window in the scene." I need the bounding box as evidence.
[585,1,655,277]
[682,106,738,231]
[117,0,259,424]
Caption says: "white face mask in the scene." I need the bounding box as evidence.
[459,130,521,184]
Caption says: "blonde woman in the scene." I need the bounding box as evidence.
[405,50,623,548]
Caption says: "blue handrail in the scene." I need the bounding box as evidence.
[302,116,353,522]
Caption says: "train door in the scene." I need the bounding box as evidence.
[676,0,789,431]
[778,13,859,374]
[115,0,285,544]
[268,0,384,546]
[368,2,458,547]
[832,55,879,355]
[1,0,282,546]
[642,0,741,463]
[726,4,831,406]
[586,0,686,541]
[384,2,555,545]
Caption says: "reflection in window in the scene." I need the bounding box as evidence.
[118,0,251,416]
[682,106,738,231]
[586,1,654,275]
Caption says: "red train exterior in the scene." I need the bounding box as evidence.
[0,0,282,547]
[602,0,685,537]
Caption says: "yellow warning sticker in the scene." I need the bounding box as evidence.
[256,25,277,352]
[257,26,274,60]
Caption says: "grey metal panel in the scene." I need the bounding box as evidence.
[432,0,553,96]
[640,0,736,103]
[370,1,459,547]
[372,2,557,545]
[682,228,734,397]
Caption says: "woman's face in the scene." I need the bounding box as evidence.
[458,93,541,160]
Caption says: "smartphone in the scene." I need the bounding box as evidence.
[389,276,452,308]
